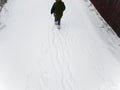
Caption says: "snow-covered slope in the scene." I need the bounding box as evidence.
[0,0,120,90]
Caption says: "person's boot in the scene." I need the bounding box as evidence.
[57,25,60,29]
[55,21,58,25]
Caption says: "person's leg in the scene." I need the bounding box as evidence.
[54,17,61,29]
[58,19,61,25]
[54,18,58,25]
[57,19,61,29]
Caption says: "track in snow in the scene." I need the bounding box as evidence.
[0,0,120,90]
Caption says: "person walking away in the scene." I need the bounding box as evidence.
[51,0,65,29]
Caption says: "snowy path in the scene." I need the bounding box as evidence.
[0,0,120,90]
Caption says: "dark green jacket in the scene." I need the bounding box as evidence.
[51,1,65,20]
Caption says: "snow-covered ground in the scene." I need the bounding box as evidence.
[0,0,120,90]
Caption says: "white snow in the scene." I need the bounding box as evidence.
[0,0,120,90]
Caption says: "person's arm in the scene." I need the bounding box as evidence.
[63,3,65,11]
[51,3,55,14]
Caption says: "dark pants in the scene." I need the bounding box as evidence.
[55,18,61,25]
